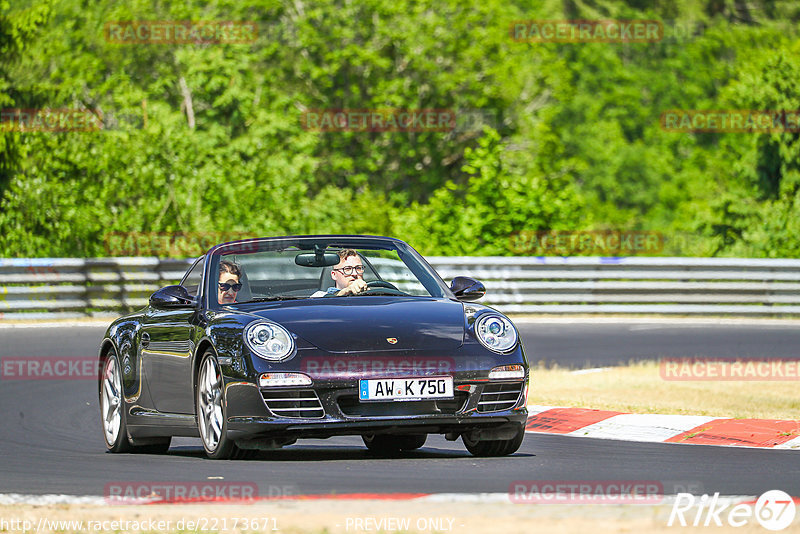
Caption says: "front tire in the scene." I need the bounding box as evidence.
[197,350,238,459]
[462,425,525,457]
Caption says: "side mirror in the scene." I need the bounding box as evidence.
[149,285,196,308]
[450,276,486,301]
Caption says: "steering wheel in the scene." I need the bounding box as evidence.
[361,280,405,295]
[366,280,398,290]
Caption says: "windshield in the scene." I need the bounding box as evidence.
[206,238,447,305]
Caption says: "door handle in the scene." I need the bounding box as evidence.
[141,332,150,348]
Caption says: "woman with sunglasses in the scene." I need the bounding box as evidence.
[217,260,243,304]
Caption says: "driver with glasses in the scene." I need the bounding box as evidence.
[313,249,368,297]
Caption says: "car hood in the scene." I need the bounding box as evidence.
[247,297,465,353]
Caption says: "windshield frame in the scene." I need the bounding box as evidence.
[202,235,455,310]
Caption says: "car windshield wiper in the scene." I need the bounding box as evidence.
[240,296,307,303]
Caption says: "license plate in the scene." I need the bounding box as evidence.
[359,376,453,401]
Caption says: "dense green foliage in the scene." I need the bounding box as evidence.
[1,0,799,257]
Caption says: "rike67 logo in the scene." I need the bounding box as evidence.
[669,490,796,531]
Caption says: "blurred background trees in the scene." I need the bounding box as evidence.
[1,0,799,257]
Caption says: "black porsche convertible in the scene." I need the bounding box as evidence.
[98,235,529,459]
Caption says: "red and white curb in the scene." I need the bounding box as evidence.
[526,405,800,449]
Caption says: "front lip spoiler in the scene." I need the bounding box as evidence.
[225,411,527,440]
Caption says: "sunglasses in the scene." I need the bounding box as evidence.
[218,282,242,292]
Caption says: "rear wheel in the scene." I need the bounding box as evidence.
[362,433,427,453]
[197,350,239,459]
[100,353,131,453]
[462,425,525,457]
[100,352,170,454]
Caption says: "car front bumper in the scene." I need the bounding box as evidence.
[223,378,528,441]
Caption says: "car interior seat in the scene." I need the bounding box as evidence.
[235,268,253,302]
[319,266,335,292]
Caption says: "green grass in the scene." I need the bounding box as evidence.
[527,360,800,420]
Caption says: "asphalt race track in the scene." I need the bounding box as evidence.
[0,321,798,497]
[518,319,800,368]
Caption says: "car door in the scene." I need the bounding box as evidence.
[141,257,204,415]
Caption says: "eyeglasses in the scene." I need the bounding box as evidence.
[334,265,365,276]
[218,282,243,292]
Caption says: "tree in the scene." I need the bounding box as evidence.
[398,128,584,255]
[0,1,49,196]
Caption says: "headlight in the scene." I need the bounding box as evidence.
[475,314,518,353]
[244,321,294,361]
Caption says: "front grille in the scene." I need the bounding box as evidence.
[338,392,468,417]
[477,382,523,413]
[261,389,324,419]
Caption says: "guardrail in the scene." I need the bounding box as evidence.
[428,256,800,315]
[2,256,800,319]
[0,258,194,320]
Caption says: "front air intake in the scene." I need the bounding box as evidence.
[261,389,324,419]
[477,383,523,413]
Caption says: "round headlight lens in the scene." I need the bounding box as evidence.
[256,327,271,343]
[475,314,517,353]
[487,318,503,335]
[244,322,294,361]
